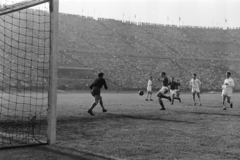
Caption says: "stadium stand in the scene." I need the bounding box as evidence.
[57,14,240,91]
[2,12,240,91]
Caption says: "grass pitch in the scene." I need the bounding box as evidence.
[0,91,240,160]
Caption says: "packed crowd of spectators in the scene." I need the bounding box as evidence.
[59,15,240,59]
[60,51,240,91]
[2,12,240,91]
[56,14,240,91]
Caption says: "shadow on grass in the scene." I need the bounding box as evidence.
[107,113,195,124]
[57,112,195,124]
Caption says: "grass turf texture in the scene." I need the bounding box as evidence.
[1,91,240,160]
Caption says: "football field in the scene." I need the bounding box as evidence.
[1,91,240,160]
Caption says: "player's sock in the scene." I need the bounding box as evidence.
[99,100,107,112]
[168,96,171,102]
[222,102,226,110]
[158,99,165,110]
[230,102,233,108]
[171,97,174,105]
[89,102,97,110]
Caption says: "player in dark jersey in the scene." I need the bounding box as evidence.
[175,79,181,102]
[156,72,171,110]
[168,77,181,105]
[88,72,108,116]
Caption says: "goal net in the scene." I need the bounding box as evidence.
[0,0,57,148]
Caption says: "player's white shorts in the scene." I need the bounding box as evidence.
[147,86,152,92]
[170,89,177,95]
[159,86,168,94]
[192,87,200,93]
[222,89,233,97]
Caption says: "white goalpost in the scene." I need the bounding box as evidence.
[47,0,58,145]
[0,0,58,148]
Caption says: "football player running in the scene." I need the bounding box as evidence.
[189,73,202,106]
[222,71,235,110]
[168,77,181,105]
[175,79,182,103]
[156,72,171,110]
[146,76,153,101]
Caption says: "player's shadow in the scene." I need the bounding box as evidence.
[106,113,195,124]
[57,113,194,124]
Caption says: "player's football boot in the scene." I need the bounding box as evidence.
[193,102,196,106]
[88,110,94,116]
[179,98,181,103]
[103,109,107,113]
[222,107,227,110]
[230,103,233,108]
[199,103,202,106]
[145,99,148,101]
[150,99,153,101]
[160,108,166,110]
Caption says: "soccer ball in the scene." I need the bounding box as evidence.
[139,90,144,96]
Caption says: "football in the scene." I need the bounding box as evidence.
[139,90,144,96]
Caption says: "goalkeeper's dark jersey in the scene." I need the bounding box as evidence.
[90,78,108,90]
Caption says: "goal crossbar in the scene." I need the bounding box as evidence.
[0,0,50,16]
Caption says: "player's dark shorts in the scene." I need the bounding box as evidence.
[91,87,101,97]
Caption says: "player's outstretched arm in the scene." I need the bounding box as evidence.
[104,80,108,90]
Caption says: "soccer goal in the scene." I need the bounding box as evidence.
[0,0,58,149]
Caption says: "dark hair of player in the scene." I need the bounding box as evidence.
[98,72,104,78]
[226,71,231,76]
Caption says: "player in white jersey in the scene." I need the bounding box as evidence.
[189,73,202,106]
[222,71,234,110]
[146,76,153,101]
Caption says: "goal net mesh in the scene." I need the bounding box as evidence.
[0,0,51,148]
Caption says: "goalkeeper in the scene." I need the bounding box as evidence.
[88,72,108,116]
